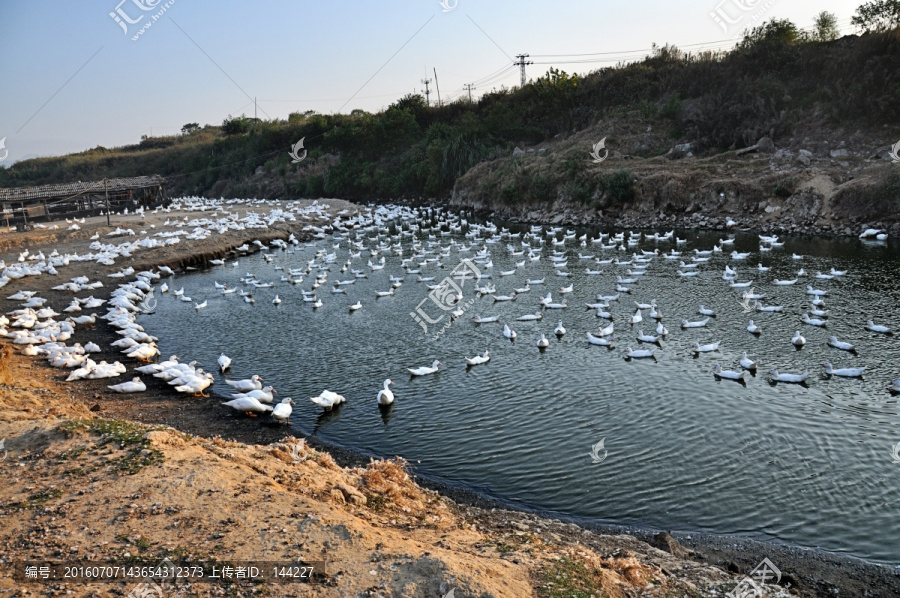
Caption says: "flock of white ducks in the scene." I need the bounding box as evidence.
[3,199,897,432]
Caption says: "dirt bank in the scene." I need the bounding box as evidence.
[0,200,893,597]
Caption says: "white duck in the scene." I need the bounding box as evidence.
[554,320,566,337]
[681,318,709,329]
[271,397,295,424]
[174,371,215,396]
[747,319,761,335]
[349,301,362,311]
[801,313,827,327]
[623,346,656,359]
[791,331,806,347]
[823,362,866,377]
[107,377,146,393]
[503,323,517,340]
[691,341,721,353]
[218,353,232,372]
[629,309,643,325]
[636,330,659,344]
[740,352,757,371]
[698,304,716,317]
[226,374,263,392]
[866,320,891,334]
[465,351,490,366]
[222,396,273,415]
[806,285,827,296]
[377,379,394,405]
[713,365,749,381]
[827,336,855,351]
[769,369,809,383]
[408,360,441,376]
[232,386,276,404]
[310,390,346,410]
[537,333,550,348]
[586,332,615,346]
[656,321,668,337]
[516,313,543,321]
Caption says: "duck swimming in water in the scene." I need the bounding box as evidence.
[377,379,394,405]
[822,362,866,377]
[827,336,855,351]
[408,360,441,376]
[740,352,757,371]
[623,346,656,359]
[713,365,749,381]
[769,369,809,383]
[866,320,891,334]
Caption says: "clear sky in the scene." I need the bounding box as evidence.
[0,0,861,164]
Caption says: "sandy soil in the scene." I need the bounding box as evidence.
[0,201,890,597]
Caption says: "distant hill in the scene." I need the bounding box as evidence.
[2,24,899,231]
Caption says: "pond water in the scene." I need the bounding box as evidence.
[138,212,900,565]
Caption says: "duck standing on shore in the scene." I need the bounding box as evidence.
[271,397,295,424]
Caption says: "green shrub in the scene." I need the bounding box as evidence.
[597,169,636,204]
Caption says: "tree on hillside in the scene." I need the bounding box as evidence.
[852,0,900,32]
[812,11,840,41]
[221,116,251,136]
[181,123,200,135]
[739,18,801,49]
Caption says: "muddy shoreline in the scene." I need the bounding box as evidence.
[2,203,898,596]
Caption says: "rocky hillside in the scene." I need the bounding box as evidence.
[450,118,900,235]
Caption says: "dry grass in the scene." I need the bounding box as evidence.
[0,345,15,386]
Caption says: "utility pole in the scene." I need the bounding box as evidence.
[421,77,432,106]
[433,68,442,108]
[254,97,257,120]
[464,83,476,103]
[514,54,532,87]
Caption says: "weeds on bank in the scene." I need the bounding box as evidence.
[59,418,165,474]
[8,487,64,510]
[536,556,610,598]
